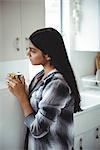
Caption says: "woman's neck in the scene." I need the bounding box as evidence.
[43,65,56,77]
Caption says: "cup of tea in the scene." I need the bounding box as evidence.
[8,72,22,80]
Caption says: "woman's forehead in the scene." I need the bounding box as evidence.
[29,40,42,52]
[29,40,34,47]
[29,41,38,50]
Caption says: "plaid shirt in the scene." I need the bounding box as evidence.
[24,70,74,150]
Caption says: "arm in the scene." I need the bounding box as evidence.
[24,79,72,138]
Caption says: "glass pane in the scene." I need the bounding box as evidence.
[62,0,70,57]
[45,0,61,33]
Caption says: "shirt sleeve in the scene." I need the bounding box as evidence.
[24,78,71,138]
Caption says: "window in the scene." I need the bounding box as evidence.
[45,0,71,57]
[45,0,61,33]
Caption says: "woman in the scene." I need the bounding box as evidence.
[7,28,81,150]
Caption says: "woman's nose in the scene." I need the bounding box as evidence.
[27,49,30,56]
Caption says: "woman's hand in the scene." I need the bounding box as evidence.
[7,76,34,117]
[7,76,28,102]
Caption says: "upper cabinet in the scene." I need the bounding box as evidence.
[73,0,100,51]
[21,0,45,59]
[0,0,45,61]
[1,0,22,61]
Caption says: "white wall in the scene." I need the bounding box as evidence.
[69,0,97,88]
[28,61,43,81]
[70,50,97,87]
[0,59,29,83]
[0,1,2,58]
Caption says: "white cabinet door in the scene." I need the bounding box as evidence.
[74,105,100,136]
[0,88,26,150]
[74,0,99,51]
[0,0,45,61]
[21,0,45,59]
[74,105,100,149]
[1,1,22,61]
[74,127,100,150]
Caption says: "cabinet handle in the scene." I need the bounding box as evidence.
[25,37,29,51]
[96,128,99,139]
[79,138,83,150]
[16,37,20,51]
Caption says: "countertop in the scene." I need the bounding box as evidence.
[74,103,100,116]
[80,88,100,110]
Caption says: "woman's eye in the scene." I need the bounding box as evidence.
[31,50,36,53]
[29,48,36,53]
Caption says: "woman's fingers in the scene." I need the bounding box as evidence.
[7,79,17,88]
[19,75,25,84]
[7,76,21,83]
[6,75,27,100]
[7,84,13,91]
[7,77,21,88]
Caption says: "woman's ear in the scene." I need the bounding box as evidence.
[45,54,51,61]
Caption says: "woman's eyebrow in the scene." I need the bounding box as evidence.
[29,47,37,50]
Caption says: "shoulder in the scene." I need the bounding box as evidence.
[43,71,71,94]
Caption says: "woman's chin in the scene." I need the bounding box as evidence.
[29,59,40,65]
[30,61,38,65]
[29,59,34,65]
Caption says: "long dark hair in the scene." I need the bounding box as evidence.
[29,27,81,113]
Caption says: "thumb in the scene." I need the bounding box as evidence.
[20,75,25,85]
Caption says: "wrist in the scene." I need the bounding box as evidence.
[18,95,33,117]
[18,93,28,103]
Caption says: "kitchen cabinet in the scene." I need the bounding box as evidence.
[0,0,45,61]
[74,0,100,51]
[0,88,26,150]
[74,105,100,149]
[21,0,45,59]
[80,89,100,110]
[74,126,100,150]
[1,0,22,61]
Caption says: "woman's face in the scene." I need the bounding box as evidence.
[27,41,47,66]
